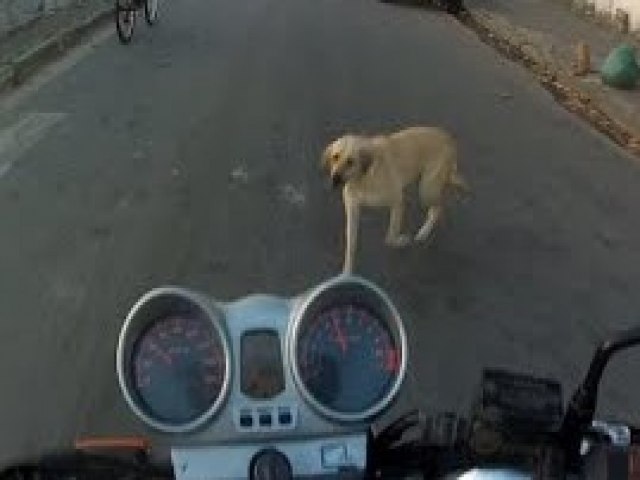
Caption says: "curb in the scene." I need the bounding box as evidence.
[0,6,113,93]
[459,8,640,158]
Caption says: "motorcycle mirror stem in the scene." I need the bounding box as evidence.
[560,325,640,467]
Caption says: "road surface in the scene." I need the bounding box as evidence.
[2,0,640,465]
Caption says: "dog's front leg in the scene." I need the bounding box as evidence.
[343,192,359,274]
[385,202,411,247]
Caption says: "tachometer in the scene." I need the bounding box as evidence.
[290,277,407,423]
[133,315,226,425]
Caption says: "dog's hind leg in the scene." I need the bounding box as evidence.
[385,202,411,247]
[415,206,442,242]
[415,147,454,242]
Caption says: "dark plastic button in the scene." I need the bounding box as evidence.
[259,413,272,426]
[240,414,254,428]
[278,411,292,425]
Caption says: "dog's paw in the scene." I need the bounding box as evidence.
[386,234,412,248]
[414,231,428,242]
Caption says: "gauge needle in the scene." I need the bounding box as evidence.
[332,317,348,354]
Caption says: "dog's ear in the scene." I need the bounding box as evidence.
[358,147,375,174]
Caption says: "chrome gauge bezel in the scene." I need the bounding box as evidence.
[116,286,232,434]
[288,275,408,424]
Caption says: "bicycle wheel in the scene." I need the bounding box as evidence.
[144,0,159,25]
[116,0,136,44]
[445,0,463,14]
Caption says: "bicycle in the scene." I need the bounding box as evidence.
[115,0,159,44]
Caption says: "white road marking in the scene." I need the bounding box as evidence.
[0,112,67,179]
[230,165,250,184]
[279,183,306,207]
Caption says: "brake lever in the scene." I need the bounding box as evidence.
[590,421,631,448]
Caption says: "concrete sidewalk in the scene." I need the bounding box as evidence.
[464,0,640,156]
[0,0,111,93]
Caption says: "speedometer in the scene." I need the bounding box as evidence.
[117,287,231,433]
[290,277,407,423]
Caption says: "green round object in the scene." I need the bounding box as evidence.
[600,44,640,89]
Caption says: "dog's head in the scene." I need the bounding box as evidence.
[321,135,375,188]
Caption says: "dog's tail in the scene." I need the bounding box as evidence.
[449,170,471,198]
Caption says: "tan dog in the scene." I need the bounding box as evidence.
[322,126,469,273]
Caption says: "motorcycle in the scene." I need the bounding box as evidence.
[1,274,640,479]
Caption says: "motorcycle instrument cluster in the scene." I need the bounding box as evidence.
[117,276,407,435]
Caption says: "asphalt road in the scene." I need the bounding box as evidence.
[2,0,640,466]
